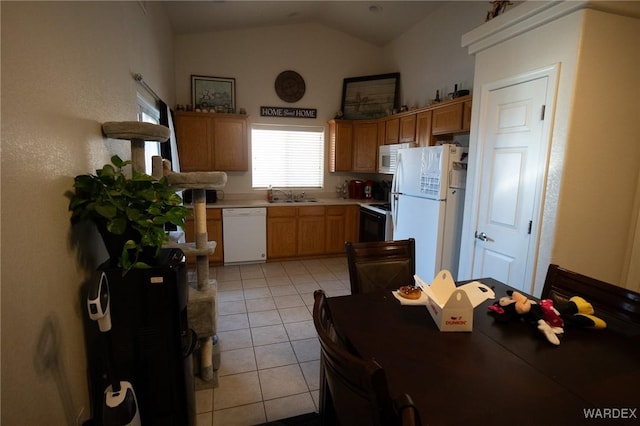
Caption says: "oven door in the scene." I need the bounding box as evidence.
[359,207,388,242]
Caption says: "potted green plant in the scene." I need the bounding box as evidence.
[66,155,190,273]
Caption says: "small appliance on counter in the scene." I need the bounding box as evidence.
[348,180,364,199]
[364,180,373,199]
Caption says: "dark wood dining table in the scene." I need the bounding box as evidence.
[325,278,640,425]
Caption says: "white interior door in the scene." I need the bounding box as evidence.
[472,76,549,292]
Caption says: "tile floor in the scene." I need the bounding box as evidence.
[194,257,351,426]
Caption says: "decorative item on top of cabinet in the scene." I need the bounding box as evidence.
[175,112,248,172]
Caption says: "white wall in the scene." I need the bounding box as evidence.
[1,2,175,424]
[385,1,487,108]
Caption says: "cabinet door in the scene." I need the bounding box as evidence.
[184,209,223,264]
[213,116,248,171]
[344,205,360,244]
[175,115,214,172]
[352,121,378,172]
[329,120,353,172]
[399,114,416,143]
[298,206,325,255]
[325,206,347,254]
[415,110,433,147]
[432,103,464,135]
[385,118,400,144]
[267,207,297,259]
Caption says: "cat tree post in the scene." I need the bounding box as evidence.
[165,171,228,387]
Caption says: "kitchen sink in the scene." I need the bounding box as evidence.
[269,198,318,203]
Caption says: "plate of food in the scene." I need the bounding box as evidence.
[392,285,429,305]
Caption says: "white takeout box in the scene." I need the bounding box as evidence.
[415,270,495,332]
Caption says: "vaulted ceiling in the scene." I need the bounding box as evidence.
[164,1,450,46]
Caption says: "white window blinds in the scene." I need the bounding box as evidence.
[251,125,325,188]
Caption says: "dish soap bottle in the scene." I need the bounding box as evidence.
[267,185,273,202]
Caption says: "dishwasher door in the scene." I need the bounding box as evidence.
[222,208,267,265]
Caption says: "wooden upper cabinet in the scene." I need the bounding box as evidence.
[399,114,416,143]
[329,120,353,172]
[462,100,472,132]
[176,115,214,172]
[384,117,400,144]
[175,112,248,172]
[352,120,378,172]
[415,110,433,147]
[432,102,464,135]
[212,116,248,171]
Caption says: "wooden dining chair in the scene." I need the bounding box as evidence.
[312,290,422,426]
[542,264,640,326]
[345,238,416,294]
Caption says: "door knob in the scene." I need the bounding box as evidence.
[475,231,493,242]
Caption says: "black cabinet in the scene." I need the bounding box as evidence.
[85,249,194,425]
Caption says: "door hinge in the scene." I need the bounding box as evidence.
[527,220,533,235]
[541,105,546,120]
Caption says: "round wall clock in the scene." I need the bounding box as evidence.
[275,70,305,103]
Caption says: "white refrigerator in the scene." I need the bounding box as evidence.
[391,144,468,280]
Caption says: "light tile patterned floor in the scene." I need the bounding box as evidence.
[194,258,351,426]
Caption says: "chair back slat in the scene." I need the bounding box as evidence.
[542,264,640,326]
[345,239,416,294]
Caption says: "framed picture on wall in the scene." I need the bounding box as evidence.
[191,75,236,112]
[341,73,400,119]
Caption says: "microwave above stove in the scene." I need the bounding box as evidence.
[378,143,414,174]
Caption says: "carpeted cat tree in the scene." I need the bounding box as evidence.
[102,121,225,388]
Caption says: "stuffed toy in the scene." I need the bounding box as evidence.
[547,296,607,330]
[488,290,564,345]
[488,291,607,346]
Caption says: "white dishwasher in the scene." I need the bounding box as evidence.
[222,208,267,265]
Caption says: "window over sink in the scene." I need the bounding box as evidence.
[251,124,324,189]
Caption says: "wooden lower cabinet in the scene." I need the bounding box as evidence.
[298,206,326,256]
[267,204,360,260]
[267,206,298,259]
[326,205,359,254]
[183,208,223,264]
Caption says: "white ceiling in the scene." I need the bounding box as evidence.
[163,1,449,46]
